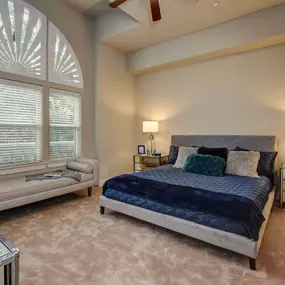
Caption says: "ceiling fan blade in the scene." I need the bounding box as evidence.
[150,0,161,22]
[109,0,128,8]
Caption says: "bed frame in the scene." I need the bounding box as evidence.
[99,135,277,270]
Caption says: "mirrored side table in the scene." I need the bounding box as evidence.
[133,154,169,172]
[0,235,19,285]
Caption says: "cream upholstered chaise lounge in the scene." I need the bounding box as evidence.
[0,159,99,211]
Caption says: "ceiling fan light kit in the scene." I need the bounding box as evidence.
[109,0,162,22]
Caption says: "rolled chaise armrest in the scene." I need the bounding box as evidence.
[76,158,99,185]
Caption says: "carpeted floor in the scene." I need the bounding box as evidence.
[0,189,285,285]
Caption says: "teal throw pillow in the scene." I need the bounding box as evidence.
[183,154,226,177]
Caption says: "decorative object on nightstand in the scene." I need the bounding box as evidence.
[137,145,146,155]
[143,121,159,156]
[133,154,168,172]
[279,164,285,208]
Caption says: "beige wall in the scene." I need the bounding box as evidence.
[135,44,285,164]
[18,0,285,181]
[95,43,136,183]
[24,0,96,158]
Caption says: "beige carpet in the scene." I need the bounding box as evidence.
[0,189,285,285]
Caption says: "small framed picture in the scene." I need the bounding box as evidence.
[138,145,146,155]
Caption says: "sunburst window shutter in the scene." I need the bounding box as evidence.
[0,0,47,79]
[48,22,83,88]
[0,79,42,166]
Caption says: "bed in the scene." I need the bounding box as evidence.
[99,135,277,270]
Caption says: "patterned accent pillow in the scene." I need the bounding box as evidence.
[236,147,277,182]
[183,154,226,177]
[173,146,198,168]
[168,145,179,164]
[225,151,260,177]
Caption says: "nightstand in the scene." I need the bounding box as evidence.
[0,235,19,285]
[133,154,169,172]
[279,165,285,208]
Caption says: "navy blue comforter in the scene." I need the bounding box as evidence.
[103,168,272,240]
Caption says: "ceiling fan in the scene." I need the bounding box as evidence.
[109,0,162,22]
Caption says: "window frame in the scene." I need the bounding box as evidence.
[0,1,83,169]
[0,78,43,167]
[0,71,83,169]
[49,89,81,161]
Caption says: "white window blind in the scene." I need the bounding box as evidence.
[49,89,81,159]
[0,79,42,166]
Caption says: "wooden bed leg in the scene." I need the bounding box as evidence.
[88,187,92,197]
[100,206,105,215]
[249,258,256,270]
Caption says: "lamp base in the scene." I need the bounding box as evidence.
[147,134,156,156]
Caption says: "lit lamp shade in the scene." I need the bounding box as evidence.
[143,121,159,133]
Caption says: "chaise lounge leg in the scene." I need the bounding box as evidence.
[100,206,105,215]
[249,258,256,270]
[88,187,92,197]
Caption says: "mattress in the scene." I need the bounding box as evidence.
[104,188,249,238]
[103,168,272,240]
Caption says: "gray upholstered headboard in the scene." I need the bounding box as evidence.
[171,135,277,152]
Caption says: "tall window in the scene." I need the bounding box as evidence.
[0,0,83,167]
[0,79,42,166]
[49,89,81,159]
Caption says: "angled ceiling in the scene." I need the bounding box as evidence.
[58,0,102,11]
[60,0,285,52]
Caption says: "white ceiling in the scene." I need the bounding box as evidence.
[60,0,285,51]
[59,0,102,11]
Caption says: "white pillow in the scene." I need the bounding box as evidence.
[67,161,93,174]
[173,146,198,168]
[225,151,260,177]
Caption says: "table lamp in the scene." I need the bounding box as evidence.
[143,121,159,156]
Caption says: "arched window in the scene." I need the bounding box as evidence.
[0,0,83,166]
[0,0,47,79]
[49,22,83,88]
